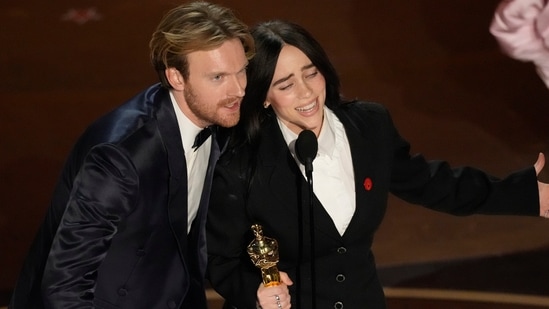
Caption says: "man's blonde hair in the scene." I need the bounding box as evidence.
[150,1,255,88]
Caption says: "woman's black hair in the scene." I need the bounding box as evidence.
[222,20,347,201]
[230,20,343,149]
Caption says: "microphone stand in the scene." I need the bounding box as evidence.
[295,130,318,309]
[304,160,316,309]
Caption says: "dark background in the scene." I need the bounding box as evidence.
[2,0,549,304]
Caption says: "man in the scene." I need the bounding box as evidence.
[9,1,254,308]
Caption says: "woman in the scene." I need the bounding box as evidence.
[206,20,549,309]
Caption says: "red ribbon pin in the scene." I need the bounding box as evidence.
[363,177,373,191]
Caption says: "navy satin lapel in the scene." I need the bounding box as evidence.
[190,129,221,276]
[155,90,188,251]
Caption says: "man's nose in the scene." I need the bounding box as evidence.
[229,74,246,97]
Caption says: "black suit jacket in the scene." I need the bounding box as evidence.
[10,84,226,309]
[206,101,539,309]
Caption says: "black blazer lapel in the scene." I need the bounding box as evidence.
[334,104,388,240]
[260,118,343,242]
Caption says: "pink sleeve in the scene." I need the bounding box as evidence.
[490,0,549,87]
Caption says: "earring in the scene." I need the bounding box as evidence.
[263,102,270,108]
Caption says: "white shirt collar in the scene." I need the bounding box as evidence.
[278,106,356,236]
[278,106,336,159]
[170,91,211,235]
[170,91,203,154]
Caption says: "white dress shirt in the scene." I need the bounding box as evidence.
[170,91,211,234]
[278,107,356,235]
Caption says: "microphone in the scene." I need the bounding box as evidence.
[295,130,318,178]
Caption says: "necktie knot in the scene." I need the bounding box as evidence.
[192,126,213,151]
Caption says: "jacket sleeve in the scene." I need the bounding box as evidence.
[41,144,139,309]
[382,107,540,216]
[391,155,540,216]
[206,154,263,309]
[490,0,549,88]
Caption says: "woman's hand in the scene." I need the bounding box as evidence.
[256,271,293,309]
[534,153,549,218]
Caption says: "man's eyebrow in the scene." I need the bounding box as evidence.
[241,61,249,72]
[206,62,249,77]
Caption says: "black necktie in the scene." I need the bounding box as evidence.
[192,126,213,151]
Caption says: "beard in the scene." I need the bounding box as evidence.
[184,84,240,128]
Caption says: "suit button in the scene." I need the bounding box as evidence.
[136,248,146,256]
[337,247,347,254]
[334,301,344,309]
[117,288,127,296]
[335,274,346,282]
[167,300,177,308]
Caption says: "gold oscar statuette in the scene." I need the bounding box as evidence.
[247,224,281,286]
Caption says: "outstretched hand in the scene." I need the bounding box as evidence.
[534,152,545,176]
[534,153,549,218]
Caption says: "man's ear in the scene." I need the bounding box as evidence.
[165,68,185,90]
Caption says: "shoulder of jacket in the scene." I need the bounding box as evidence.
[341,100,388,114]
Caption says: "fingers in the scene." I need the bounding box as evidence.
[273,294,290,309]
[534,152,546,176]
[279,271,294,286]
[257,283,291,309]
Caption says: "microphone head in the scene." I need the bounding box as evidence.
[295,130,318,167]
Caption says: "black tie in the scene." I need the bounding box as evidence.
[192,126,213,151]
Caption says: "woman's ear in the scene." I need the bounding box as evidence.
[165,68,185,90]
[263,101,271,109]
